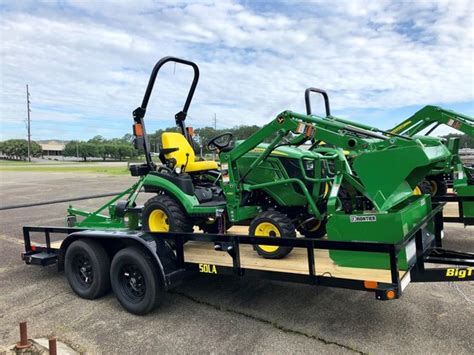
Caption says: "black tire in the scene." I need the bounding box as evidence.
[249,211,296,259]
[415,180,433,196]
[142,195,193,233]
[65,239,110,299]
[428,176,448,196]
[297,218,327,239]
[110,247,164,315]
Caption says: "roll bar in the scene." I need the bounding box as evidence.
[305,87,331,117]
[132,56,200,169]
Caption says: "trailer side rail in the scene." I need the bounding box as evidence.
[432,195,474,225]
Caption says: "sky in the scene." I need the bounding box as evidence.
[0,0,473,141]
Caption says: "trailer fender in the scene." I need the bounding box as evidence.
[57,230,179,290]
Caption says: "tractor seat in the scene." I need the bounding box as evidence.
[161,132,218,173]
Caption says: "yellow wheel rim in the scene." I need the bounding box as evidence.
[255,222,280,253]
[148,209,169,232]
[413,186,422,195]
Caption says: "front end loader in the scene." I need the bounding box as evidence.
[305,87,474,222]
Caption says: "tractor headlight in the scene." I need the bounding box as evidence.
[175,166,181,174]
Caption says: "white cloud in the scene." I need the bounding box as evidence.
[0,0,472,140]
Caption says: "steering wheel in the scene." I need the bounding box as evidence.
[207,132,234,151]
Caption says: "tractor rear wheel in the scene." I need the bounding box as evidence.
[142,195,193,234]
[249,211,296,259]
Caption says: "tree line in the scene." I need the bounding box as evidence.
[63,135,137,161]
[1,128,472,162]
[0,139,42,160]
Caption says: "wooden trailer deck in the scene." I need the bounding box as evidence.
[184,226,406,283]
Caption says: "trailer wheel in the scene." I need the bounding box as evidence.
[249,211,296,259]
[110,247,164,315]
[65,239,110,299]
[143,195,193,234]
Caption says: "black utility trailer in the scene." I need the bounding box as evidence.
[22,203,473,315]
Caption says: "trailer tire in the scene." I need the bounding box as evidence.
[65,239,110,300]
[110,247,164,315]
[250,211,296,259]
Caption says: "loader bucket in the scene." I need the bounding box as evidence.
[352,140,451,211]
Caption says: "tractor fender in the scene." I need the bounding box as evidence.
[142,173,200,213]
[57,229,179,290]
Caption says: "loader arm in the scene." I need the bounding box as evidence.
[220,110,450,220]
[390,105,474,137]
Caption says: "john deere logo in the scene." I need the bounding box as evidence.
[277,116,285,124]
[350,215,376,223]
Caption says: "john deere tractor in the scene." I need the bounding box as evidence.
[68,57,451,267]
[305,87,474,219]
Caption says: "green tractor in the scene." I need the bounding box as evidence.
[304,87,474,218]
[68,57,451,267]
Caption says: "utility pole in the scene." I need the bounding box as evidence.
[26,84,31,162]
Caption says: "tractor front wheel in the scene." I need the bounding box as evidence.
[249,211,296,259]
[414,180,433,196]
[142,195,193,234]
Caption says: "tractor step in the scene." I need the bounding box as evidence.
[22,251,58,266]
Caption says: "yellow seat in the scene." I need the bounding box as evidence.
[161,132,218,173]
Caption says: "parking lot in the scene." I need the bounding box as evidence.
[0,171,473,354]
